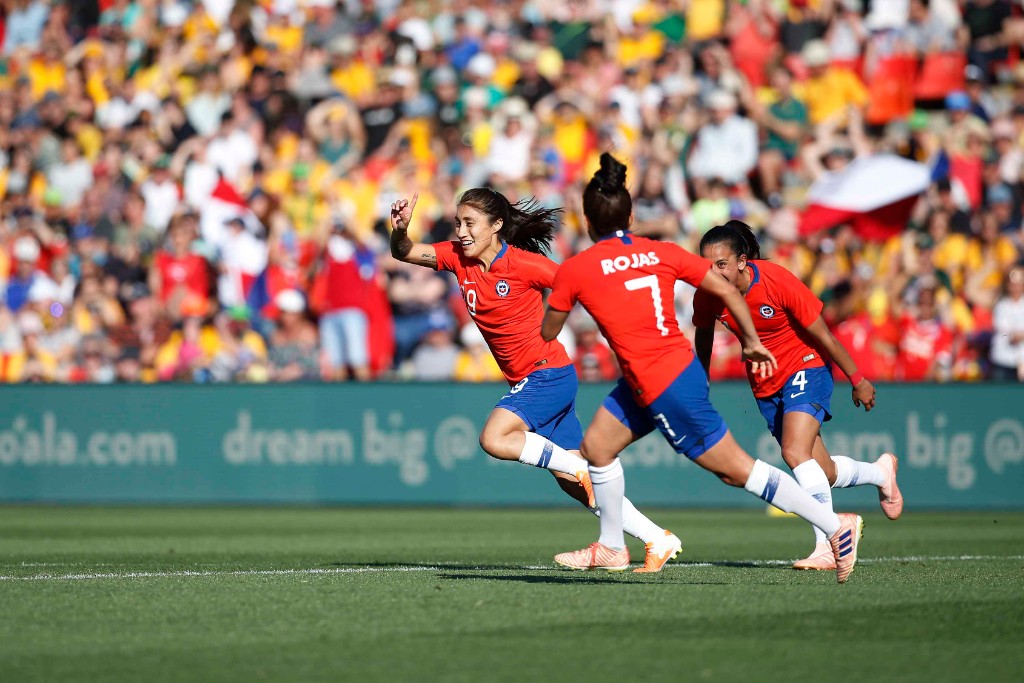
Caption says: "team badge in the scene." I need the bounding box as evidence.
[495,280,510,297]
[759,305,776,319]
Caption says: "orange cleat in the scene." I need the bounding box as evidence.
[633,530,682,573]
[554,542,630,571]
[575,470,596,509]
[793,543,837,570]
[876,453,904,520]
[829,513,864,584]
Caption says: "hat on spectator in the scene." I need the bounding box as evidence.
[964,64,985,83]
[987,184,1013,205]
[14,236,40,262]
[460,322,486,347]
[908,110,931,132]
[463,86,491,111]
[275,289,306,314]
[72,223,95,241]
[18,312,45,336]
[992,119,1016,139]
[431,66,458,87]
[329,34,358,56]
[28,278,60,304]
[801,40,830,68]
[227,305,250,322]
[426,310,453,332]
[945,91,970,111]
[466,54,496,80]
[707,90,737,111]
[43,188,63,207]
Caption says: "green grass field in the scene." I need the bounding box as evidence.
[2,507,1022,683]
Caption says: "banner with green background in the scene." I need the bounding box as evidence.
[0,383,1021,508]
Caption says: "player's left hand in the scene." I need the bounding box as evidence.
[852,378,876,411]
[742,343,778,380]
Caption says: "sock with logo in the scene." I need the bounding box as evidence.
[518,432,589,475]
[744,459,840,537]
[831,455,886,488]
[792,460,833,546]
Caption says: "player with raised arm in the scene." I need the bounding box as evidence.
[693,221,903,570]
[390,189,683,572]
[542,154,865,583]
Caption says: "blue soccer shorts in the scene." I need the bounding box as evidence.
[496,364,583,451]
[755,366,834,445]
[601,358,728,460]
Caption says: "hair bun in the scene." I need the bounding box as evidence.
[595,152,627,194]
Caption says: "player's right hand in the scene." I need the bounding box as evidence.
[742,343,778,380]
[391,192,419,231]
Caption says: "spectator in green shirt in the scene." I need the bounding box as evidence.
[755,66,809,201]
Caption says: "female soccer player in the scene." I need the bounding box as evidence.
[390,189,682,572]
[693,221,902,570]
[542,154,864,583]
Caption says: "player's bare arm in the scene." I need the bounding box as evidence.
[697,269,777,379]
[804,315,876,411]
[694,326,715,376]
[389,193,438,268]
[540,306,569,342]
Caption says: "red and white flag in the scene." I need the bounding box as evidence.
[200,177,264,250]
[799,155,931,242]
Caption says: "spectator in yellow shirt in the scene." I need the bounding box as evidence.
[3,312,58,383]
[454,324,503,383]
[795,40,868,128]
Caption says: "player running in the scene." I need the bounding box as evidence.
[542,154,864,583]
[693,221,903,570]
[390,188,683,572]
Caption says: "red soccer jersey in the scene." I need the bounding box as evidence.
[692,260,824,398]
[549,231,711,406]
[896,314,953,381]
[433,240,571,384]
[154,251,210,303]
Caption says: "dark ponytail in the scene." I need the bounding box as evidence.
[583,153,632,236]
[458,187,560,254]
[700,220,762,260]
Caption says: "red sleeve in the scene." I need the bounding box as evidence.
[770,263,823,328]
[431,241,460,273]
[665,243,712,288]
[517,251,558,290]
[691,289,721,328]
[547,259,578,312]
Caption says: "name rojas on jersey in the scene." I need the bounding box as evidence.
[600,251,661,275]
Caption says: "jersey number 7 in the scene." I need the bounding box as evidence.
[625,275,669,336]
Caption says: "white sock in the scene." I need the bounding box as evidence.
[744,459,840,537]
[831,455,886,488]
[587,498,665,544]
[590,459,626,550]
[518,432,588,475]
[792,460,833,546]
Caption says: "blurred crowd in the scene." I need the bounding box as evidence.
[1,0,1023,384]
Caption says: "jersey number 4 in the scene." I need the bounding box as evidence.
[625,275,669,336]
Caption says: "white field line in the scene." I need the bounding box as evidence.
[0,555,1022,582]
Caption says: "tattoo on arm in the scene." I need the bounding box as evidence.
[390,229,413,259]
[420,252,436,264]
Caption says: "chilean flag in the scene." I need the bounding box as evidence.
[800,155,931,242]
[200,177,264,251]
